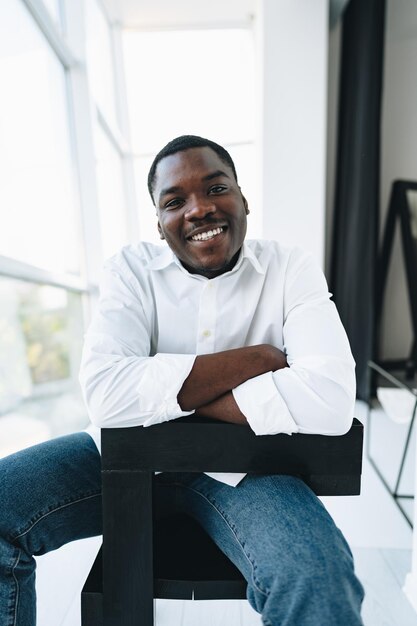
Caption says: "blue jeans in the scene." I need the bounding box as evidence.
[0,432,364,626]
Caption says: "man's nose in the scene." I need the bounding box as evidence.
[184,198,216,220]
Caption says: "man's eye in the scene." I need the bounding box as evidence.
[165,198,183,209]
[209,185,227,194]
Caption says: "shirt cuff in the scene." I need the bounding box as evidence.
[232,371,299,436]
[138,353,197,426]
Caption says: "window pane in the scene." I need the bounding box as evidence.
[94,123,128,258]
[86,0,118,128]
[0,277,87,457]
[0,0,80,274]
[123,29,255,155]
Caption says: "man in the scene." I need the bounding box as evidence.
[0,135,364,625]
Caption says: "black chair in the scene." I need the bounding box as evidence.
[81,416,363,626]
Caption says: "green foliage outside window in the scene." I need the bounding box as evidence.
[19,290,70,384]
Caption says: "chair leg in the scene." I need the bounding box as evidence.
[102,470,154,626]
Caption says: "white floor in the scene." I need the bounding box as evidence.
[35,400,417,626]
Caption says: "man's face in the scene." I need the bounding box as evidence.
[153,147,249,279]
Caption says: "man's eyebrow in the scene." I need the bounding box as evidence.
[202,170,231,182]
[159,185,182,200]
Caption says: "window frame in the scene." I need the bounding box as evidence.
[0,0,136,439]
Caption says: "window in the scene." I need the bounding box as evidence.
[0,276,86,458]
[0,0,80,274]
[42,0,63,29]
[85,0,133,257]
[86,0,119,130]
[0,0,136,455]
[94,122,128,258]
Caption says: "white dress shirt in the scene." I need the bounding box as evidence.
[79,240,356,486]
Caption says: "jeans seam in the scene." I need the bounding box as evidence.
[12,492,101,541]
[11,549,20,626]
[180,483,269,598]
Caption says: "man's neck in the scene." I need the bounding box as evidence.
[179,248,242,279]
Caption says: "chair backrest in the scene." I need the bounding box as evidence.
[101,416,364,495]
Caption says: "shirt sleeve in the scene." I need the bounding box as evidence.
[232,249,356,436]
[79,261,196,428]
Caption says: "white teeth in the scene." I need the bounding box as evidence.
[191,227,223,242]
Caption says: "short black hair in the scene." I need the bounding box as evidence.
[147,135,238,205]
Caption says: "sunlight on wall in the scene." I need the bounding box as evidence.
[123,28,260,244]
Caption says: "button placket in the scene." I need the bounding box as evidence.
[196,281,217,354]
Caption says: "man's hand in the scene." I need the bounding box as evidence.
[177,344,287,412]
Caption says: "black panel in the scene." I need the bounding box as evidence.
[101,418,363,493]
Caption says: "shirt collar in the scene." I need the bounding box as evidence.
[237,243,265,275]
[146,245,177,271]
[146,241,265,277]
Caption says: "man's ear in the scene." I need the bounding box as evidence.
[238,186,250,215]
[157,221,165,240]
[243,195,250,215]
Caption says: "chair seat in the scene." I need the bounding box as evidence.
[82,514,247,625]
[154,514,247,599]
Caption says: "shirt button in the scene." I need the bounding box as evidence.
[202,330,211,338]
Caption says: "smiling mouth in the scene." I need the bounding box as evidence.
[189,226,225,242]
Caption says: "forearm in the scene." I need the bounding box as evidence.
[177,344,287,411]
[196,391,248,425]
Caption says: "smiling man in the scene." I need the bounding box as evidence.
[153,143,248,278]
[0,135,364,626]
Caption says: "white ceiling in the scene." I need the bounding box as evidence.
[102,0,350,31]
[102,0,256,29]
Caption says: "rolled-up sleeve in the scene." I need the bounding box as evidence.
[79,263,196,428]
[232,371,298,435]
[232,249,356,436]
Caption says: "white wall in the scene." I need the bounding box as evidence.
[256,0,329,267]
[379,0,417,360]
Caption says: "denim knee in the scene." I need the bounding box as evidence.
[0,433,102,554]
[246,522,364,625]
